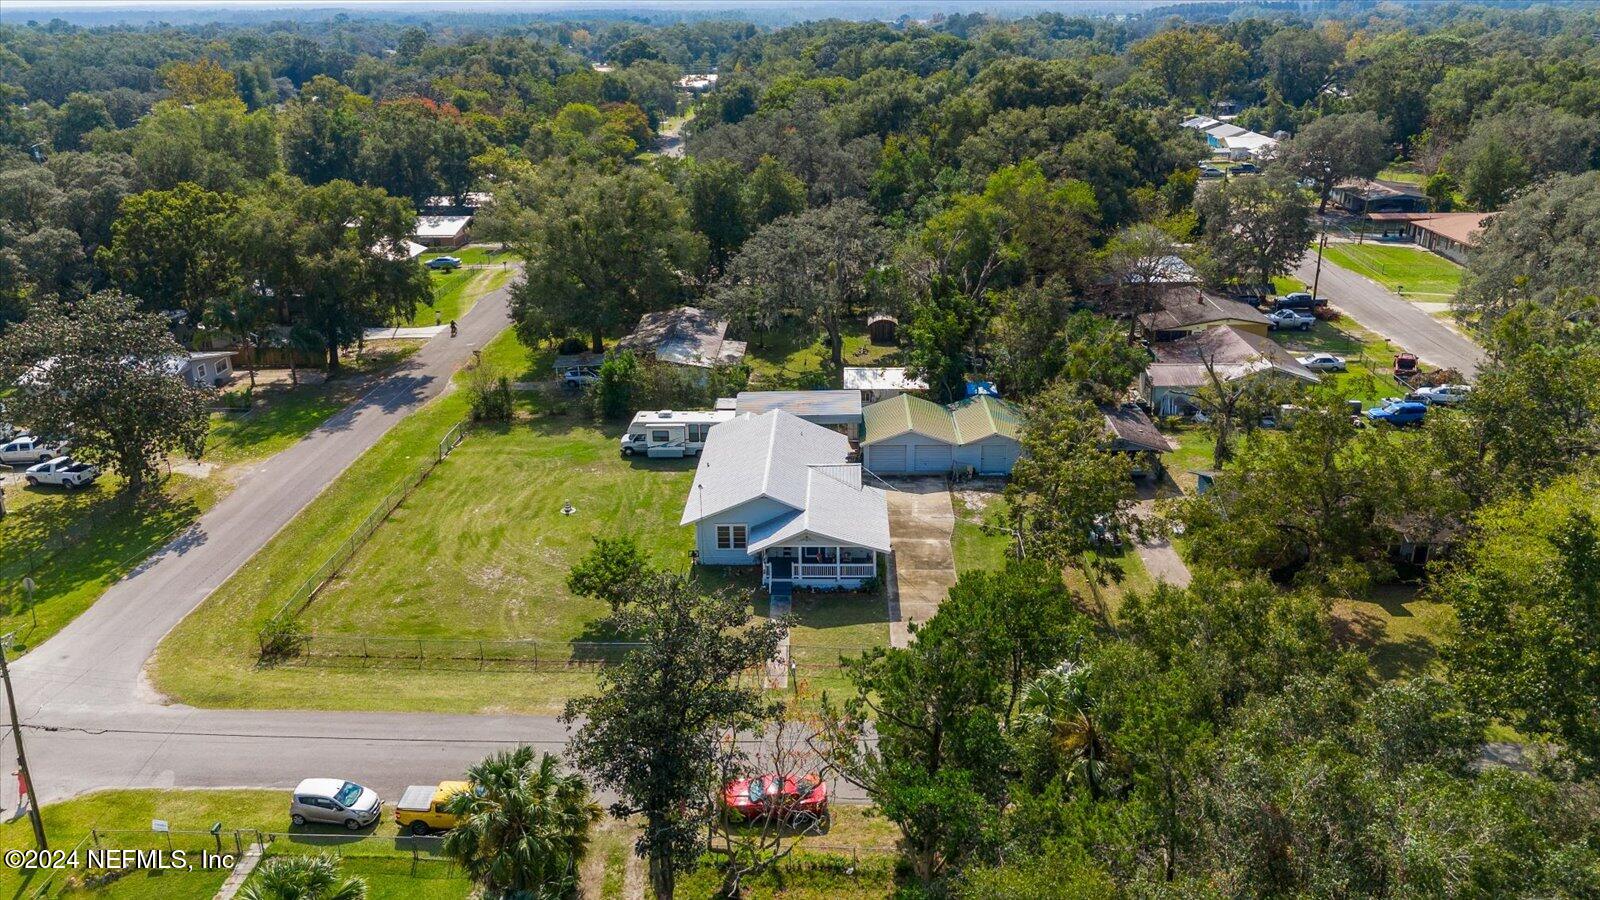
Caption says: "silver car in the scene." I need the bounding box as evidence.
[290,778,381,830]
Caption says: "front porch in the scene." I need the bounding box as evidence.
[761,546,879,596]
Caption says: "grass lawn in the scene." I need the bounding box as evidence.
[1266,314,1416,404]
[403,267,512,328]
[420,245,521,267]
[0,474,223,655]
[207,343,429,466]
[948,487,1151,620]
[1331,583,1457,681]
[744,318,901,389]
[1320,243,1463,301]
[0,789,471,899]
[155,329,871,715]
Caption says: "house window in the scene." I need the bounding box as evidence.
[689,423,710,442]
[840,547,873,565]
[716,524,747,550]
[652,430,671,443]
[197,364,207,378]
[801,546,838,564]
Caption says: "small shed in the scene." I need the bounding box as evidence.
[165,351,236,388]
[867,314,898,345]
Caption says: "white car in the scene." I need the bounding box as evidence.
[25,457,98,489]
[0,435,66,467]
[1410,383,1472,406]
[1296,353,1347,372]
[290,778,382,830]
[562,366,600,388]
[1267,309,1316,331]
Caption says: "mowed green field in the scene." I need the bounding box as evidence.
[153,328,889,714]
[744,318,901,389]
[300,416,698,643]
[1319,243,1463,300]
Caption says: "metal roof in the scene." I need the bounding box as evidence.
[619,307,745,368]
[951,395,1025,442]
[842,366,928,392]
[682,410,889,552]
[862,394,1024,445]
[862,393,959,444]
[735,390,863,422]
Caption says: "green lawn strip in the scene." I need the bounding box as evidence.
[420,246,521,267]
[744,319,900,389]
[1377,165,1425,186]
[405,267,511,328]
[206,386,348,466]
[0,474,222,655]
[950,489,1010,574]
[0,789,472,899]
[1320,243,1462,300]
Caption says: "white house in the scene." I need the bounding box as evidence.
[414,215,472,248]
[681,410,890,594]
[166,351,236,387]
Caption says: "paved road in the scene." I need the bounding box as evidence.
[1295,253,1487,377]
[6,281,539,807]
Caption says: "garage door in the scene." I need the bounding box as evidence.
[979,442,1017,475]
[913,444,953,473]
[868,444,907,474]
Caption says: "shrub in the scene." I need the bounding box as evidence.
[257,616,308,662]
[467,366,514,422]
[557,336,590,355]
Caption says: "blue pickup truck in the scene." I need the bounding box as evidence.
[1366,400,1428,426]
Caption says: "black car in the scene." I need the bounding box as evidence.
[1229,162,1259,175]
[1272,292,1325,311]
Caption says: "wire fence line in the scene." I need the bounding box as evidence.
[284,632,866,673]
[265,418,473,627]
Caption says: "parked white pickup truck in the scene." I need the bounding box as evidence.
[0,435,66,467]
[25,457,99,489]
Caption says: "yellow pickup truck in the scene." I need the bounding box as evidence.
[394,781,472,835]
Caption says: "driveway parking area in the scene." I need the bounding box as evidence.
[885,478,958,647]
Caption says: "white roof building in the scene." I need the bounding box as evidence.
[413,215,473,247]
[681,410,890,592]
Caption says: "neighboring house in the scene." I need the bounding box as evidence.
[1139,286,1272,342]
[1138,325,1320,416]
[1102,403,1176,478]
[861,393,1024,476]
[676,73,719,92]
[843,367,929,403]
[735,390,863,439]
[1199,122,1279,159]
[1180,115,1221,131]
[619,307,747,370]
[372,238,427,262]
[1330,179,1428,215]
[1404,212,1497,265]
[414,215,473,248]
[421,192,493,215]
[680,410,891,593]
[166,351,236,388]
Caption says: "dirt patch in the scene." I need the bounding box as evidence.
[952,484,1003,517]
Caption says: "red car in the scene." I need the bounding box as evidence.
[721,773,828,822]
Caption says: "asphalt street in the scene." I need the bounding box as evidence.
[1294,251,1487,377]
[5,282,569,808]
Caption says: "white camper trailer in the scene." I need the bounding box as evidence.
[619,409,736,458]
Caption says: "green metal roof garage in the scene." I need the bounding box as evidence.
[861,394,1024,476]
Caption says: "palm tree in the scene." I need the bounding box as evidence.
[239,853,367,900]
[1020,659,1114,800]
[443,746,601,899]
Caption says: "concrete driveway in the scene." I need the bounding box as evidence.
[884,479,957,647]
[1295,252,1486,377]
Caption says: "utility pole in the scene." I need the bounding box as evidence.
[0,638,46,849]
[1311,163,1331,302]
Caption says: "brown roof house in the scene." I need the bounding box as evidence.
[1139,286,1272,342]
[1102,403,1176,479]
[1138,325,1320,417]
[1404,212,1497,265]
[618,307,747,371]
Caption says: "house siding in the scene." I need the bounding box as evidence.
[692,496,794,565]
[866,433,1022,476]
[957,436,1023,475]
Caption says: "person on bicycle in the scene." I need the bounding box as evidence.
[449,319,458,337]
